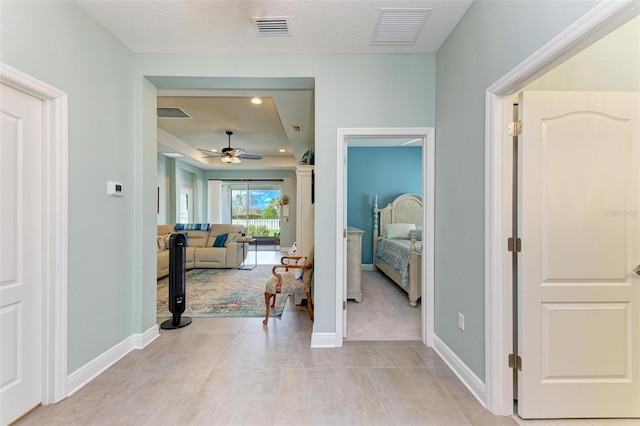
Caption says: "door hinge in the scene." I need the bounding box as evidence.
[508,120,522,137]
[343,228,347,238]
[508,353,522,371]
[343,301,347,310]
[507,237,522,252]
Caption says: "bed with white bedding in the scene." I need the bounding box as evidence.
[373,193,422,307]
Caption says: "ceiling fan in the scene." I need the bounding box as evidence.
[199,131,263,164]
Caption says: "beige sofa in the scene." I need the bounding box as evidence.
[157,224,248,279]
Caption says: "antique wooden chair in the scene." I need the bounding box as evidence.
[263,247,314,324]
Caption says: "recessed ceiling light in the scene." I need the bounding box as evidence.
[163,152,184,158]
[251,97,262,105]
[279,149,286,153]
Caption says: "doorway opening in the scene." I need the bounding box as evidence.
[484,1,640,416]
[336,127,435,347]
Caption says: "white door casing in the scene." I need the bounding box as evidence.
[0,63,68,413]
[517,91,640,419]
[0,83,44,424]
[334,127,435,348]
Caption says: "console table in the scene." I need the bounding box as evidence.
[237,237,257,270]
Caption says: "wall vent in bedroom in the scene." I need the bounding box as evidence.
[157,107,192,119]
[252,17,291,37]
[371,8,432,46]
[290,125,302,132]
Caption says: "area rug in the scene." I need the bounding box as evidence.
[157,265,287,318]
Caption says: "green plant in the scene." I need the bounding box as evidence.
[249,225,269,236]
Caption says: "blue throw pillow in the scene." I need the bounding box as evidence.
[213,233,228,247]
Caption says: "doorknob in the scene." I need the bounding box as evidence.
[635,265,640,276]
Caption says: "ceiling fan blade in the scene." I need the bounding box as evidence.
[228,148,245,156]
[238,154,263,160]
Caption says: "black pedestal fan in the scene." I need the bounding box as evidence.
[160,233,192,329]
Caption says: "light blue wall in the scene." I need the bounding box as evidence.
[136,53,437,335]
[1,0,609,383]
[1,1,137,371]
[347,147,422,264]
[434,0,599,380]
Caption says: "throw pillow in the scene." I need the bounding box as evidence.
[385,223,415,239]
[213,233,228,247]
[225,233,239,246]
[284,242,298,265]
[294,257,306,280]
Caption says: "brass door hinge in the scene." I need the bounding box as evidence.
[508,120,522,137]
[507,237,522,252]
[509,353,522,371]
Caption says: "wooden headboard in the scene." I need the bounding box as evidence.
[373,193,423,254]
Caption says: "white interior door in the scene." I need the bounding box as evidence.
[1,83,44,424]
[518,91,640,419]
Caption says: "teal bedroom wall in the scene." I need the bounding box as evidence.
[1,1,137,372]
[347,147,422,264]
[434,0,599,381]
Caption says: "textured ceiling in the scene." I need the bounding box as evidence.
[76,1,472,169]
[76,1,472,54]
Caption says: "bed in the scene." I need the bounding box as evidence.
[373,193,422,307]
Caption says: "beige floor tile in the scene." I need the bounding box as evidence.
[353,346,429,368]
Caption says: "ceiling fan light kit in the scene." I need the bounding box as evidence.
[199,130,263,165]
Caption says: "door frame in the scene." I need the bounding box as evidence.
[483,1,640,415]
[0,63,68,404]
[335,127,435,347]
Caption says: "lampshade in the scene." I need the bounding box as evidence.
[221,156,241,164]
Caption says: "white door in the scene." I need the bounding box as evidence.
[0,84,44,424]
[518,91,640,418]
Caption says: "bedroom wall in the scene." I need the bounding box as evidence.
[347,146,422,264]
[434,0,599,381]
[1,1,137,372]
[525,15,640,92]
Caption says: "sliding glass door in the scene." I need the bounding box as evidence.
[224,182,281,237]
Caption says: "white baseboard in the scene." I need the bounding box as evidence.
[311,331,338,348]
[433,334,486,406]
[66,324,159,396]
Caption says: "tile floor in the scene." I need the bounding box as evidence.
[16,257,640,425]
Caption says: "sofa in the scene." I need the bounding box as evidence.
[157,223,248,279]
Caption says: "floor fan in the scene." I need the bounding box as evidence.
[160,233,192,329]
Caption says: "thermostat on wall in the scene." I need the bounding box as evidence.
[107,181,123,197]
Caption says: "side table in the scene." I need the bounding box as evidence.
[238,237,257,270]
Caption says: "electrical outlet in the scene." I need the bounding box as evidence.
[458,312,465,331]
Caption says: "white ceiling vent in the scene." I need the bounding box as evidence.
[252,16,291,37]
[372,8,432,46]
[157,107,192,119]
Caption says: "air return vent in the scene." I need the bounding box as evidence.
[372,8,432,46]
[157,107,192,119]
[290,125,302,132]
[252,16,291,36]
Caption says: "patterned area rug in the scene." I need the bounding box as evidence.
[157,265,286,318]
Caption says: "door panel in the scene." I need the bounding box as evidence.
[0,83,43,425]
[518,91,639,419]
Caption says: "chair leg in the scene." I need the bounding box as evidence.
[305,291,314,321]
[270,293,276,308]
[263,291,272,324]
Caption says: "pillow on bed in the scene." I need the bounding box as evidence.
[411,226,423,241]
[385,223,415,239]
